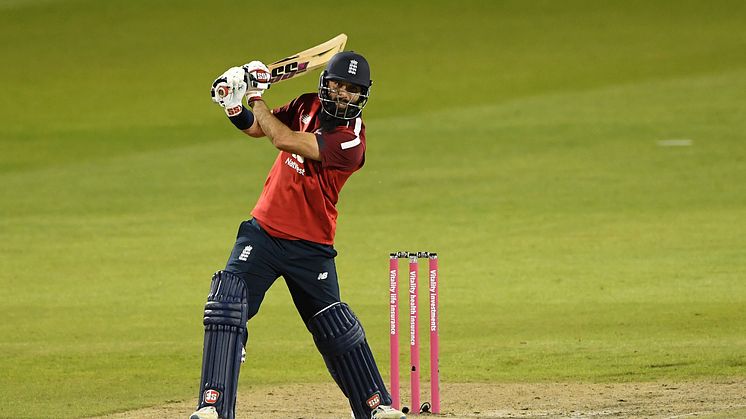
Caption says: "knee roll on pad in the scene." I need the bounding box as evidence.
[307,302,392,419]
[197,270,248,419]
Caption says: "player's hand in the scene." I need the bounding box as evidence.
[210,66,248,113]
[242,61,271,104]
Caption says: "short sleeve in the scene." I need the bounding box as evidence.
[318,119,365,171]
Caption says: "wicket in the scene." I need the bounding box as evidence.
[389,251,440,414]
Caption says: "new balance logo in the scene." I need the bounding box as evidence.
[348,60,358,75]
[238,245,253,261]
[317,272,329,280]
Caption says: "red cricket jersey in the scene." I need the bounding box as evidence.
[251,93,366,245]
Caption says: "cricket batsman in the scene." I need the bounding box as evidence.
[189,51,406,419]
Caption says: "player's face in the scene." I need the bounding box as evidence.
[327,80,362,108]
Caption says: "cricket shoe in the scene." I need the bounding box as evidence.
[371,405,407,419]
[189,406,219,419]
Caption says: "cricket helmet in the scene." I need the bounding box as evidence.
[318,51,372,119]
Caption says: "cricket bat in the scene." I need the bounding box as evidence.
[217,34,347,98]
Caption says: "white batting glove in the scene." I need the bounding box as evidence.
[242,61,271,104]
[210,66,248,115]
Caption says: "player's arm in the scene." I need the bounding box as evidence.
[241,61,321,160]
[250,99,321,161]
[210,61,319,158]
[242,120,265,138]
[227,106,265,138]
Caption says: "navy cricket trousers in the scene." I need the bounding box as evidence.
[224,218,341,324]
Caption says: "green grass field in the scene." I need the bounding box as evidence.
[2,0,745,417]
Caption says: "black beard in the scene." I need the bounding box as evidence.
[318,106,348,132]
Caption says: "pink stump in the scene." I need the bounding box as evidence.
[409,254,420,412]
[389,254,400,409]
[429,254,440,413]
